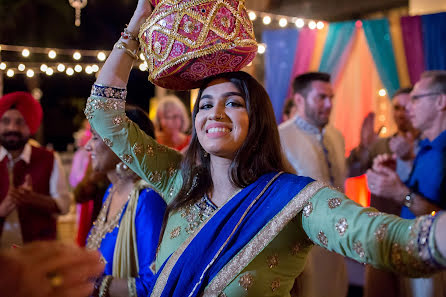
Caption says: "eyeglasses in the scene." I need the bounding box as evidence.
[410,92,441,101]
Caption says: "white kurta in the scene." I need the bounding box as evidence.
[279,116,348,297]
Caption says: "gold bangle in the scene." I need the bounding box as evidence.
[114,40,139,60]
[99,275,113,297]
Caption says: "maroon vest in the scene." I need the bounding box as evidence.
[0,146,56,242]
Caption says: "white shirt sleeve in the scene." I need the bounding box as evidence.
[49,152,72,215]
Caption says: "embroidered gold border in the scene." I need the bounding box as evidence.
[150,186,242,297]
[150,173,282,297]
[203,181,327,295]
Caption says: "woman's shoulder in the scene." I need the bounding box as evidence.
[136,186,167,212]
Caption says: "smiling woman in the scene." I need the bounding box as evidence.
[84,0,446,296]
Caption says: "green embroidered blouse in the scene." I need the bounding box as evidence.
[86,85,446,297]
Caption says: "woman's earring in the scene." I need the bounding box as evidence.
[203,151,209,158]
[116,162,132,179]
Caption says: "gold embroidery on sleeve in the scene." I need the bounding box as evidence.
[328,198,342,209]
[302,201,313,217]
[374,223,388,242]
[238,273,254,290]
[267,253,279,269]
[271,278,281,292]
[317,231,328,247]
[335,218,348,236]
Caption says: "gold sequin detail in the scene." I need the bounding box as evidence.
[149,171,162,183]
[132,143,143,155]
[335,218,348,236]
[146,144,155,157]
[181,196,217,235]
[353,241,365,258]
[103,138,113,147]
[271,278,281,292]
[302,201,313,217]
[238,273,254,290]
[267,253,279,269]
[367,211,383,217]
[317,231,328,247]
[328,198,342,209]
[170,226,181,239]
[154,41,162,54]
[113,115,127,125]
[121,154,134,164]
[290,243,301,256]
[84,97,126,119]
[374,223,388,242]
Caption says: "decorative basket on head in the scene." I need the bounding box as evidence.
[139,0,258,90]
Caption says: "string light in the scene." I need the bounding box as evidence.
[309,21,317,30]
[66,67,74,76]
[139,62,148,71]
[379,89,387,97]
[73,51,82,60]
[40,64,48,72]
[18,64,25,71]
[139,53,145,60]
[7,69,14,77]
[317,21,325,30]
[295,18,305,28]
[91,64,99,72]
[97,52,106,61]
[74,64,83,72]
[46,68,54,76]
[22,49,30,57]
[258,44,266,54]
[263,15,271,25]
[57,64,66,72]
[279,18,288,27]
[26,69,34,77]
[48,50,57,59]
[0,62,6,70]
[85,65,93,74]
[248,11,257,21]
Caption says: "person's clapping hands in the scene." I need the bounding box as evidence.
[366,154,408,201]
[389,133,415,161]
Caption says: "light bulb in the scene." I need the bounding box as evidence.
[248,11,257,21]
[66,67,74,76]
[295,18,304,28]
[379,89,387,97]
[57,64,66,72]
[258,44,266,54]
[0,62,6,70]
[73,52,82,60]
[279,18,288,27]
[6,69,14,77]
[263,16,271,25]
[40,64,48,72]
[74,65,82,72]
[18,64,26,71]
[48,50,57,59]
[46,68,54,75]
[22,49,30,57]
[309,21,317,30]
[317,21,325,30]
[97,52,106,61]
[26,69,34,77]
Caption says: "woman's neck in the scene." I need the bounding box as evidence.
[209,156,240,207]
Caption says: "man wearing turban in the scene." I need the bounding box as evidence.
[0,91,71,248]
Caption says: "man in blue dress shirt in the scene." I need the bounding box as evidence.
[367,70,446,297]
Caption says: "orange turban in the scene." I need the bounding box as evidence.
[0,92,43,134]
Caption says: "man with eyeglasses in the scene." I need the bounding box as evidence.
[367,70,446,297]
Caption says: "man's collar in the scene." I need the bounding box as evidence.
[294,115,324,135]
[430,130,446,150]
[0,143,32,164]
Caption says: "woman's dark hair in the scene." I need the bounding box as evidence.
[125,104,155,139]
[168,71,287,212]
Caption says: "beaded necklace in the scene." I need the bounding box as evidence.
[86,186,128,251]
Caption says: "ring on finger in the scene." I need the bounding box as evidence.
[47,271,63,288]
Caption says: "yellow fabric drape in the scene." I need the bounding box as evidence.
[388,12,411,88]
[308,26,329,71]
[112,179,150,278]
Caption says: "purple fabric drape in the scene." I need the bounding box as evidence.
[401,16,425,85]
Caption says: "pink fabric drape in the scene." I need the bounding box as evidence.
[287,28,317,97]
[400,16,425,85]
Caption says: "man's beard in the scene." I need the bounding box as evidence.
[0,132,29,151]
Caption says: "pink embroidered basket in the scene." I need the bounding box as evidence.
[139,0,258,90]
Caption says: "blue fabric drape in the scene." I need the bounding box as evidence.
[263,29,299,123]
[319,21,356,77]
[421,12,446,71]
[362,19,400,98]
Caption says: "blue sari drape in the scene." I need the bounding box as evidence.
[151,172,314,297]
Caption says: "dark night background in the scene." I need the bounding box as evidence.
[0,0,155,150]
